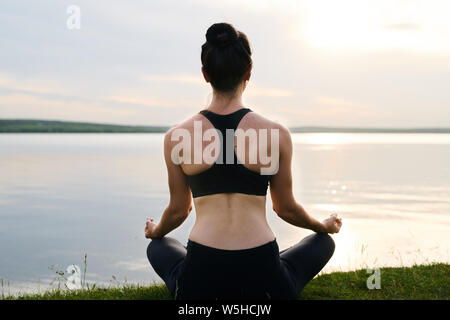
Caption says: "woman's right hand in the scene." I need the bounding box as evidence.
[145,218,157,239]
[321,213,342,234]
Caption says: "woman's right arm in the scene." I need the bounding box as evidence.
[269,125,341,234]
[145,127,193,239]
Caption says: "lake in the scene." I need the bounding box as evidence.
[0,133,449,295]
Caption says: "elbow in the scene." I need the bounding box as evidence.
[272,204,281,216]
[168,204,190,220]
[273,204,289,219]
[173,209,190,221]
[273,200,297,219]
[178,210,190,220]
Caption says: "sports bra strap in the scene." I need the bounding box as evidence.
[199,108,252,132]
[187,107,269,198]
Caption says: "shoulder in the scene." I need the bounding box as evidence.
[163,113,205,145]
[244,109,291,140]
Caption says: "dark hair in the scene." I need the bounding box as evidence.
[201,23,252,92]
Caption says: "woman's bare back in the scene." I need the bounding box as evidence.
[168,109,285,249]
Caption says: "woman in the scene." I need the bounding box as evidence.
[145,22,342,300]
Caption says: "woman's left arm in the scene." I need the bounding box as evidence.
[145,128,192,239]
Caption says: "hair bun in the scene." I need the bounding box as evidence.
[206,23,238,47]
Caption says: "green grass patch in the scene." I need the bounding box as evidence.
[4,263,448,300]
[299,263,448,300]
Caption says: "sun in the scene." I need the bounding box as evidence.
[296,0,450,52]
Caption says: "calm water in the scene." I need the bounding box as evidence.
[1,133,449,294]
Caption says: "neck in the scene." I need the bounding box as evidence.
[207,86,245,114]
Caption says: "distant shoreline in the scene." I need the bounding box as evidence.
[1,119,450,134]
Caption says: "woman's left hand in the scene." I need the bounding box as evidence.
[321,213,342,234]
[144,218,157,238]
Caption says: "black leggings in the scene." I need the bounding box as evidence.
[147,233,335,300]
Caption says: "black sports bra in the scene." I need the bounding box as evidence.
[186,108,271,198]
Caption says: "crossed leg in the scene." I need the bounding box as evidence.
[146,237,187,297]
[280,233,335,296]
[147,233,335,298]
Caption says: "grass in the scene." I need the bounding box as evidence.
[298,263,448,300]
[4,263,448,300]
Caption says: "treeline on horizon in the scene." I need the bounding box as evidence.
[1,119,449,133]
[0,119,170,133]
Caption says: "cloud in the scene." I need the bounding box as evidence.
[313,96,388,118]
[104,89,204,110]
[260,96,391,126]
[142,74,204,85]
[0,93,140,121]
[382,23,421,31]
[115,259,149,271]
[246,86,294,98]
[105,95,172,108]
[0,73,69,96]
[314,96,369,109]
[0,90,200,126]
[1,1,449,127]
[0,72,194,116]
[141,73,293,97]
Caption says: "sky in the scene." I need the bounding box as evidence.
[0,0,449,128]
